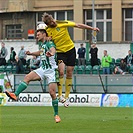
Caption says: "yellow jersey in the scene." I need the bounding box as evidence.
[46,20,76,53]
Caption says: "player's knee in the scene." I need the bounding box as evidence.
[59,70,64,77]
[66,70,73,78]
[49,89,55,98]
[24,75,31,84]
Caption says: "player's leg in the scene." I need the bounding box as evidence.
[5,70,41,100]
[57,62,65,98]
[57,53,67,103]
[64,48,76,107]
[15,71,41,96]
[65,66,74,98]
[64,66,74,107]
[47,69,61,123]
[49,83,60,123]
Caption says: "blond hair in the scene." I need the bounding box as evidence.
[42,12,53,24]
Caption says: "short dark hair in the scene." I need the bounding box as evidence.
[36,29,48,37]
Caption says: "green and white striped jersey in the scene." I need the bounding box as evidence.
[39,41,58,69]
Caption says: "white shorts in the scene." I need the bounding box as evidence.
[34,67,59,84]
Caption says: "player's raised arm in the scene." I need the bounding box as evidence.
[46,47,56,57]
[75,23,100,32]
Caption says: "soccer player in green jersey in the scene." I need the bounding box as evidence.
[5,29,61,123]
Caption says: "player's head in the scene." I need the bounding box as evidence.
[36,29,48,42]
[42,12,57,27]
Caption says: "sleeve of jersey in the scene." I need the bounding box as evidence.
[60,21,76,27]
[48,41,56,49]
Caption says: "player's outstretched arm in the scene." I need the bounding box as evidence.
[75,23,100,32]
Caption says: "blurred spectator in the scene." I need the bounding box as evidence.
[114,59,127,75]
[89,43,98,67]
[9,47,16,65]
[18,46,26,65]
[30,56,40,71]
[101,50,112,74]
[0,86,3,92]
[15,55,24,74]
[77,43,86,65]
[124,50,133,68]
[0,42,8,66]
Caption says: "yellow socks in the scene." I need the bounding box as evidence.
[57,77,64,97]
[65,78,72,99]
[57,77,72,98]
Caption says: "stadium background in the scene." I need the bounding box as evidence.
[0,0,133,42]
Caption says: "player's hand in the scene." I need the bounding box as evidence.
[93,27,100,32]
[46,51,54,57]
[25,51,31,55]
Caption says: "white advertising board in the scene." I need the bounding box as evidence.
[1,93,102,107]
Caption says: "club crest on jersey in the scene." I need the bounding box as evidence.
[42,45,46,49]
[56,27,60,31]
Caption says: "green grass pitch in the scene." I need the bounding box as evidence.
[0,106,133,133]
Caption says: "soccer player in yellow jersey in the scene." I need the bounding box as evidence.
[42,13,100,107]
